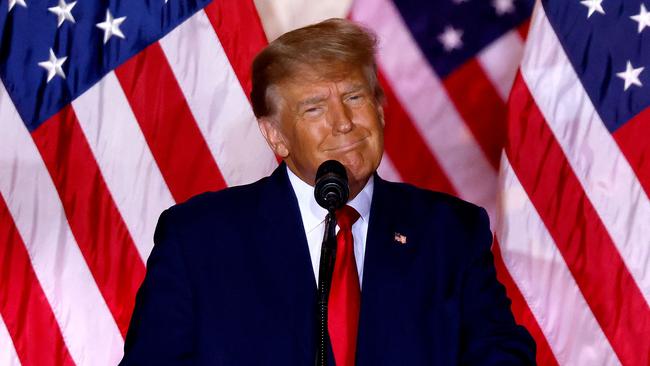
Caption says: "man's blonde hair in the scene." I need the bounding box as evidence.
[250,18,384,118]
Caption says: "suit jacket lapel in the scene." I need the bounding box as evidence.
[257,163,317,361]
[356,175,419,364]
[360,174,418,292]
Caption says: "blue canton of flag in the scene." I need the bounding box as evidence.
[393,0,533,77]
[543,0,650,132]
[0,0,210,131]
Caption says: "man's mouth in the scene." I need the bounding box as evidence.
[323,137,368,153]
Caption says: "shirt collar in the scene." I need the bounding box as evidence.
[287,165,374,234]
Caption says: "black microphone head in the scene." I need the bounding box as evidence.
[314,160,349,212]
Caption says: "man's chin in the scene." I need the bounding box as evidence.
[319,149,378,182]
[335,152,363,172]
[345,164,374,188]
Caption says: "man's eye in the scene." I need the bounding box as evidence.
[347,94,364,103]
[303,107,323,116]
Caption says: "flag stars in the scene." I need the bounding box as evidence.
[581,0,605,18]
[616,61,644,91]
[631,4,650,33]
[96,10,126,44]
[38,49,67,82]
[493,0,515,16]
[8,0,27,12]
[48,0,76,28]
[438,26,463,52]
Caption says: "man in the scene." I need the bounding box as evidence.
[120,19,536,365]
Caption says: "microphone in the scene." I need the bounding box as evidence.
[314,160,349,366]
[314,160,349,212]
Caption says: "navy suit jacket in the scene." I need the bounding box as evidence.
[120,164,535,365]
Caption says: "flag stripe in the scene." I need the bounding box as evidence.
[492,240,559,366]
[71,72,176,262]
[613,110,650,200]
[477,30,524,102]
[0,194,75,366]
[203,0,268,98]
[0,83,124,366]
[114,43,227,203]
[0,195,74,365]
[497,155,621,365]
[517,19,531,40]
[520,8,650,307]
[508,73,650,366]
[378,72,457,194]
[351,0,498,220]
[158,11,277,187]
[442,58,507,169]
[31,106,146,338]
[0,314,21,366]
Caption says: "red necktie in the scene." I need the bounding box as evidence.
[329,205,361,366]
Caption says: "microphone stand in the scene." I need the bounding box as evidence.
[316,210,337,366]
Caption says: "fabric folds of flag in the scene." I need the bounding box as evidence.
[0,1,276,365]
[4,0,626,365]
[497,1,650,365]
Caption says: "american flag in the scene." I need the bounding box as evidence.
[3,0,643,364]
[497,0,650,365]
[0,1,274,364]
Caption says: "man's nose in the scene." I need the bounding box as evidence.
[328,99,353,134]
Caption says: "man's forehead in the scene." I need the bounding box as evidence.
[285,63,365,85]
[299,79,364,95]
[295,82,366,107]
[283,74,368,97]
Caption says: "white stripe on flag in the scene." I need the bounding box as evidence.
[520,6,650,305]
[351,0,498,220]
[497,156,621,366]
[477,30,524,101]
[0,82,124,366]
[72,72,176,262]
[254,0,352,41]
[377,154,402,183]
[159,10,278,187]
[0,315,20,366]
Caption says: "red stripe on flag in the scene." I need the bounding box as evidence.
[443,58,506,169]
[507,73,650,366]
[115,43,228,203]
[517,19,531,40]
[0,194,75,366]
[492,238,559,366]
[204,0,268,98]
[379,71,457,195]
[613,108,650,199]
[31,106,146,337]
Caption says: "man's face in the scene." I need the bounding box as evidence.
[259,67,384,196]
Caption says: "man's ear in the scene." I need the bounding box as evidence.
[258,117,290,158]
[377,105,385,128]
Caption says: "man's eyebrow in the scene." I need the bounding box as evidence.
[342,84,365,94]
[297,84,367,108]
[297,95,328,108]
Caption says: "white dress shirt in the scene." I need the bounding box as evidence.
[286,166,373,286]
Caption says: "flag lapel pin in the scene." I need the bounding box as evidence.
[393,232,407,245]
